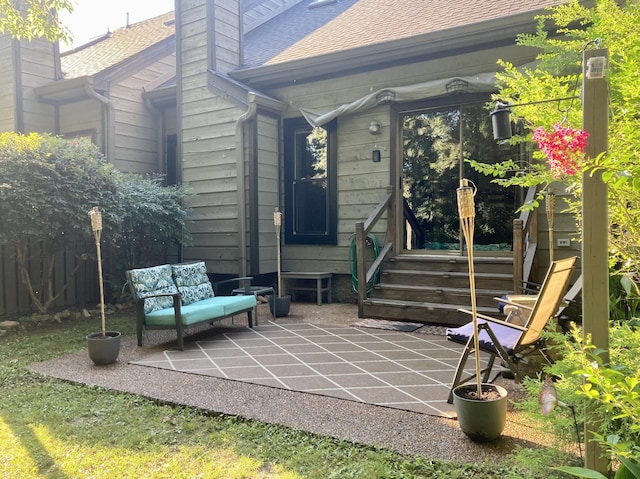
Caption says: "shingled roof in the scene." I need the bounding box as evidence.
[60,11,175,79]
[263,0,565,65]
[59,0,566,81]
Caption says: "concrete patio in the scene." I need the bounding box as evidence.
[29,302,559,464]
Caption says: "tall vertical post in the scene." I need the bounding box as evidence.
[513,219,523,293]
[581,47,609,473]
[355,221,366,317]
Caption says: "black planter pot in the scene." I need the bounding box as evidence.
[452,383,508,442]
[269,295,291,317]
[86,331,121,365]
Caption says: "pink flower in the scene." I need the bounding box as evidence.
[532,124,589,178]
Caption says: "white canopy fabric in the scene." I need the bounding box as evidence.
[299,71,498,127]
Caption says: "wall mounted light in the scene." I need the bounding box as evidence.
[586,56,607,79]
[369,120,381,135]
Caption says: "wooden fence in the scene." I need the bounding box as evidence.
[0,242,99,317]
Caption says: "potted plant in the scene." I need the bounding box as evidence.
[452,180,508,442]
[269,207,291,317]
[86,207,121,365]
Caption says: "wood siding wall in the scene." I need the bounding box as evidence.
[179,0,244,275]
[111,54,176,173]
[60,100,103,145]
[175,1,578,283]
[15,38,56,133]
[255,113,279,274]
[270,44,542,275]
[212,0,241,73]
[537,185,581,280]
[0,35,16,132]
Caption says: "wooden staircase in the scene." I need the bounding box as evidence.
[361,253,514,327]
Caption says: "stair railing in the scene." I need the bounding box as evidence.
[512,185,538,293]
[402,197,425,250]
[354,186,394,316]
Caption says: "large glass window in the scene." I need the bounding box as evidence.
[284,118,337,244]
[402,101,519,251]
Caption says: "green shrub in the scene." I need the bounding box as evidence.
[110,174,192,300]
[0,132,191,312]
[514,324,640,476]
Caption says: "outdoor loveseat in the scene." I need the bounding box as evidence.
[126,261,256,350]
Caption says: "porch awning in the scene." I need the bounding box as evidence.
[299,71,497,127]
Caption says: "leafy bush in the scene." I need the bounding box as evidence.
[469,0,640,275]
[110,174,192,300]
[0,133,123,312]
[482,2,640,474]
[515,324,640,476]
[0,132,191,312]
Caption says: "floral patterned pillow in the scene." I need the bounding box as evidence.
[171,262,214,305]
[128,264,178,314]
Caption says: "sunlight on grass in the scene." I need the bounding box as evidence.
[0,313,569,478]
[4,423,302,479]
[0,417,39,478]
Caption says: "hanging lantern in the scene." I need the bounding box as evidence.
[490,102,512,140]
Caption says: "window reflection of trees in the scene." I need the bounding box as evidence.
[296,127,327,180]
[403,104,517,250]
[294,126,328,234]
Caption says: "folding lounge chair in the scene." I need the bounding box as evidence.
[446,256,578,403]
[499,273,583,320]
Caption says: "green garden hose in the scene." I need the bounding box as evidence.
[349,233,381,294]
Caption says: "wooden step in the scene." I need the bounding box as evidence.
[360,252,514,325]
[361,298,502,327]
[380,269,513,290]
[371,283,508,308]
[389,254,513,274]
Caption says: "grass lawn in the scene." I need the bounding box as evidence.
[0,312,570,478]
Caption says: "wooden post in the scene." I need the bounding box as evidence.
[386,185,395,256]
[582,47,609,474]
[513,219,523,293]
[355,221,366,317]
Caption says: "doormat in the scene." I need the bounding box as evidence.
[353,318,422,332]
[415,325,448,336]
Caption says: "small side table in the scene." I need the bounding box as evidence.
[231,285,275,323]
[280,272,332,305]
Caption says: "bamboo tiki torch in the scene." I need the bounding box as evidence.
[546,191,556,263]
[457,179,482,398]
[89,207,106,337]
[274,207,283,298]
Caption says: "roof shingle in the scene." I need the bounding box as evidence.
[60,0,565,78]
[264,0,564,65]
[61,11,175,79]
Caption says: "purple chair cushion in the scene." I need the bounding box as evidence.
[446,320,521,354]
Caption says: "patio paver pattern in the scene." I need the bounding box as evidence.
[131,322,483,418]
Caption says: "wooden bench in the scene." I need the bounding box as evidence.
[280,272,332,305]
[126,262,256,350]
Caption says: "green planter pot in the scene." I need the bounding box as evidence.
[87,331,121,365]
[269,295,291,317]
[452,383,508,442]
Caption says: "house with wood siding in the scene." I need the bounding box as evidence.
[0,0,582,323]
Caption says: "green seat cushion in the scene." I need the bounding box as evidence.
[218,295,257,316]
[145,295,257,327]
[171,262,214,305]
[128,264,178,314]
